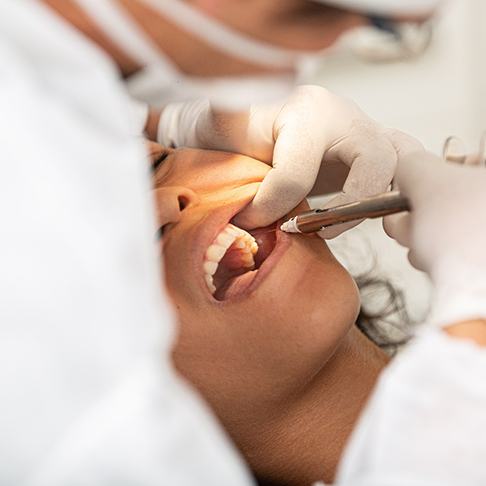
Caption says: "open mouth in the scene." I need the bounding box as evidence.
[203,223,277,301]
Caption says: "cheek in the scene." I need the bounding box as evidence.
[163,225,360,401]
[249,259,360,377]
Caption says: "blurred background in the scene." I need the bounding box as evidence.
[311,0,486,323]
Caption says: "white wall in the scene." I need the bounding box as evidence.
[314,0,486,152]
[309,0,485,323]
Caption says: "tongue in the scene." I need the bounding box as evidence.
[215,269,258,300]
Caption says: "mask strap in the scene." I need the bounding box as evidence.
[74,0,167,65]
[138,0,307,68]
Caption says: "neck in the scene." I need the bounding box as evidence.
[41,0,140,76]
[251,327,389,486]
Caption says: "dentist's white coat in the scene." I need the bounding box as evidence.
[0,2,252,485]
[1,2,485,486]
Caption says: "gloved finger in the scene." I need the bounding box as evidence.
[317,192,364,239]
[319,138,397,239]
[394,150,445,199]
[384,127,425,157]
[233,122,324,229]
[384,129,425,192]
[383,212,412,248]
[384,214,426,271]
[407,249,427,273]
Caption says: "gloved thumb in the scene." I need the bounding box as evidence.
[233,120,324,229]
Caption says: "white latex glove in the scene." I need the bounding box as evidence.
[158,85,412,237]
[384,150,486,327]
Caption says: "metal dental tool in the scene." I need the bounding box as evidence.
[280,191,409,234]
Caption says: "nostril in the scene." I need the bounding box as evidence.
[178,195,189,211]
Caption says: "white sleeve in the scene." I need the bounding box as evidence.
[336,328,486,486]
[129,97,149,135]
[30,360,252,486]
[0,3,253,485]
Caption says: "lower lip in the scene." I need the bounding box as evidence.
[211,227,291,304]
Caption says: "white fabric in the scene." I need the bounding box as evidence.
[75,0,324,109]
[129,98,150,134]
[342,20,434,62]
[336,328,486,486]
[312,0,442,16]
[0,2,253,485]
[333,151,486,485]
[158,87,420,236]
[384,151,486,327]
[158,99,210,149]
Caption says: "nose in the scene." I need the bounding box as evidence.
[153,186,200,235]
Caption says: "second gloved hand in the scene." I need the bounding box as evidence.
[384,151,486,327]
[158,85,415,236]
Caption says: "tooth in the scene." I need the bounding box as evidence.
[245,235,256,245]
[234,239,246,249]
[216,231,235,247]
[203,261,218,275]
[250,242,258,254]
[226,225,241,236]
[241,254,255,267]
[205,274,216,294]
[206,244,227,262]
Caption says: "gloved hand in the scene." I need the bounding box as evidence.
[384,150,486,327]
[158,85,417,237]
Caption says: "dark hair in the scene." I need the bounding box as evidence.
[325,228,416,355]
[354,272,413,354]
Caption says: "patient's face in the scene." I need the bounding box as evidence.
[151,142,360,415]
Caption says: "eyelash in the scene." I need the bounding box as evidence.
[152,151,169,171]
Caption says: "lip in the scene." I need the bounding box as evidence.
[192,199,291,304]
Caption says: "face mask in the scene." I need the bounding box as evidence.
[74,0,330,110]
[312,0,442,17]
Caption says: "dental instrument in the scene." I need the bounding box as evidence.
[280,191,409,234]
[442,132,486,166]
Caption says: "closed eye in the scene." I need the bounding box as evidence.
[152,150,169,172]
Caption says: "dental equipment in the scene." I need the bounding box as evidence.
[442,132,486,166]
[280,191,409,234]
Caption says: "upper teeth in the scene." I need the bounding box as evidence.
[204,224,258,295]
